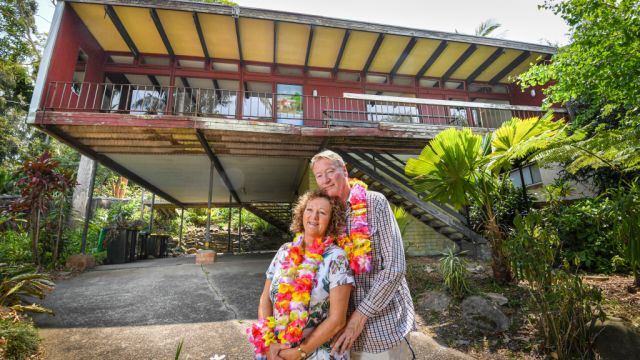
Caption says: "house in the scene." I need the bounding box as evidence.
[27,0,565,255]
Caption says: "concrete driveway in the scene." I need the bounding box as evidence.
[34,254,470,360]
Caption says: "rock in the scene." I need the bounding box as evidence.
[593,319,640,360]
[418,290,452,312]
[461,296,510,334]
[65,254,96,272]
[424,265,436,273]
[484,292,508,306]
[466,265,485,274]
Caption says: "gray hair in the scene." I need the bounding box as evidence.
[310,150,346,170]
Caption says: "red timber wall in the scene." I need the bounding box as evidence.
[42,3,106,110]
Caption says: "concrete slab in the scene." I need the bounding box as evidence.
[33,254,470,359]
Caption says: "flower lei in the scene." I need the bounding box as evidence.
[337,178,373,274]
[247,234,333,359]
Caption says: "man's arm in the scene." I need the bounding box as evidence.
[356,192,406,318]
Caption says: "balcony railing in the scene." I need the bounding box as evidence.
[41,82,565,129]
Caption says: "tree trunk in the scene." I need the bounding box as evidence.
[31,208,41,266]
[485,211,514,284]
[635,270,640,288]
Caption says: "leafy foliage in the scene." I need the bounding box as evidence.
[505,213,604,358]
[0,317,40,360]
[0,230,31,264]
[0,263,53,315]
[605,180,640,286]
[392,206,410,237]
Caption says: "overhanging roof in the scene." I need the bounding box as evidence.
[66,0,555,84]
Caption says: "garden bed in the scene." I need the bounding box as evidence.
[407,256,640,359]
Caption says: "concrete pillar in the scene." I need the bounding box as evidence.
[70,155,97,224]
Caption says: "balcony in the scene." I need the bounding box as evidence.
[40,82,565,129]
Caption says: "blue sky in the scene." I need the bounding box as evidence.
[35,0,570,46]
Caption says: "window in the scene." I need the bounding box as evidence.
[72,49,88,96]
[510,164,543,188]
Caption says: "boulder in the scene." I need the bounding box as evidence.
[65,254,96,272]
[484,292,508,306]
[418,290,452,312]
[461,295,510,334]
[593,319,640,360]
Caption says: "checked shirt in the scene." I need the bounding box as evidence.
[346,190,416,353]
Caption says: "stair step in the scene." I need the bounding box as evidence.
[438,226,457,235]
[428,219,446,228]
[447,233,465,240]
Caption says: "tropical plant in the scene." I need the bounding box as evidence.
[606,180,640,286]
[506,213,604,359]
[0,317,41,360]
[474,19,502,37]
[8,151,75,265]
[392,206,410,237]
[439,248,470,298]
[0,263,53,315]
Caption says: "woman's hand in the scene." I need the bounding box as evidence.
[278,348,301,360]
[267,343,290,360]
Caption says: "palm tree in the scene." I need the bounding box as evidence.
[405,117,563,283]
[474,19,502,37]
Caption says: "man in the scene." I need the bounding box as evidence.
[310,150,416,359]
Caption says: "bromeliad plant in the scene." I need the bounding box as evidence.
[0,263,54,315]
[439,248,470,298]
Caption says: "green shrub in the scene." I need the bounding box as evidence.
[506,212,604,359]
[0,318,40,360]
[439,248,470,298]
[0,231,31,264]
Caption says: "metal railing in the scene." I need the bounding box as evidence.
[41,82,565,129]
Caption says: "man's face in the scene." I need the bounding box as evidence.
[312,158,350,202]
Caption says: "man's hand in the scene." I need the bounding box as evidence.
[267,343,290,360]
[330,310,367,355]
[278,348,301,360]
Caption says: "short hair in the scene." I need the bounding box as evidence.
[290,189,345,238]
[310,150,346,171]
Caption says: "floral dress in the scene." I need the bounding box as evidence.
[266,243,355,360]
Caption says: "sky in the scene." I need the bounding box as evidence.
[35,0,571,46]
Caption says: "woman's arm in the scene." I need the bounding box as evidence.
[279,284,352,360]
[258,279,273,319]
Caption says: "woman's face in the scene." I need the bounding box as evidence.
[302,197,332,238]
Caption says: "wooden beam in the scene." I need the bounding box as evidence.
[273,20,278,64]
[415,40,447,80]
[466,47,503,84]
[105,5,139,58]
[106,73,130,85]
[303,25,315,72]
[234,16,244,64]
[333,29,350,74]
[192,12,210,60]
[43,125,185,207]
[442,44,477,82]
[148,75,160,87]
[390,37,417,78]
[196,129,242,204]
[150,9,174,58]
[489,51,530,85]
[363,33,385,74]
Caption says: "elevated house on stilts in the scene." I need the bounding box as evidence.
[28,0,565,256]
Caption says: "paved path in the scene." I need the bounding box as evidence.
[33,254,470,360]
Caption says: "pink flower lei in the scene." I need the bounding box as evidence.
[337,178,373,274]
[247,233,333,359]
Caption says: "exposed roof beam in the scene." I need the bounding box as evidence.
[363,33,385,74]
[273,20,278,64]
[442,44,477,82]
[195,129,241,204]
[43,125,184,207]
[466,47,504,84]
[192,12,209,60]
[148,75,160,87]
[303,25,315,72]
[234,17,244,64]
[333,29,350,74]
[415,40,447,80]
[212,79,221,99]
[149,9,174,58]
[105,5,139,58]
[106,73,130,84]
[489,51,530,85]
[389,37,417,78]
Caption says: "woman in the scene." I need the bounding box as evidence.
[248,190,354,360]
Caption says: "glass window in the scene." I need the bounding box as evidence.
[72,50,88,96]
[510,164,542,188]
[276,84,303,125]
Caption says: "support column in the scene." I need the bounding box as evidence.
[71,155,96,226]
[205,161,214,249]
[80,160,98,254]
[149,193,155,234]
[238,206,242,252]
[139,189,145,220]
[179,207,184,248]
[227,193,232,253]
